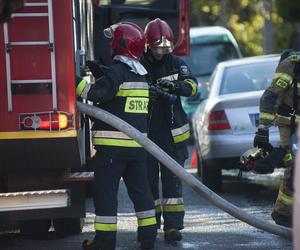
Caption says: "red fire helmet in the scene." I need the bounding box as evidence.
[144,18,174,55]
[104,22,146,60]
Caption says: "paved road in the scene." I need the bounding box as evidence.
[0,146,293,250]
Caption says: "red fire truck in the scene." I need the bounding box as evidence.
[0,0,190,236]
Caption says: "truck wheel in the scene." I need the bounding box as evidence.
[53,217,84,237]
[201,161,222,192]
[19,219,51,239]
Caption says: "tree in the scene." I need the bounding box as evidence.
[275,0,300,50]
[190,0,294,56]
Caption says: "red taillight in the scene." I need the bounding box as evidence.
[20,112,73,131]
[207,110,231,130]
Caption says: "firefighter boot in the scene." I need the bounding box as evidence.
[271,210,292,228]
[82,239,101,250]
[82,237,115,250]
[164,229,182,243]
[140,241,155,250]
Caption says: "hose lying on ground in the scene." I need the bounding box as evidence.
[77,101,292,240]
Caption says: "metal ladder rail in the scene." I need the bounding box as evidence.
[3,0,57,112]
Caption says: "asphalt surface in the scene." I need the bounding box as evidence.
[0,146,293,250]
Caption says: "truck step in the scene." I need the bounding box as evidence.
[0,189,70,212]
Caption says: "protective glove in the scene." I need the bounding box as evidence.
[253,128,272,151]
[75,75,88,98]
[86,60,107,79]
[157,79,176,91]
[149,85,159,101]
[249,147,287,174]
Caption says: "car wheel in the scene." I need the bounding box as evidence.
[53,217,84,237]
[198,155,222,192]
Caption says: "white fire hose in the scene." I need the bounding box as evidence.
[77,101,292,240]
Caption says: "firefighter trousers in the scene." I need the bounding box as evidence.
[147,153,185,231]
[92,153,157,250]
[274,126,294,217]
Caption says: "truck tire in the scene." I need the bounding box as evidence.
[53,217,84,237]
[19,219,51,239]
[200,159,222,192]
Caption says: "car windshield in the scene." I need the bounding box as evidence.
[182,42,239,77]
[219,60,278,95]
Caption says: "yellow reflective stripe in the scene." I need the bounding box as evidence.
[0,130,77,139]
[76,79,88,96]
[116,89,149,97]
[260,112,275,121]
[173,130,190,143]
[163,204,185,212]
[92,138,142,147]
[94,223,117,232]
[275,79,289,88]
[278,190,293,207]
[184,79,197,96]
[124,97,148,113]
[283,153,293,163]
[137,217,156,227]
[272,72,292,84]
[276,114,300,123]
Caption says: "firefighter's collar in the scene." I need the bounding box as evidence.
[113,55,147,75]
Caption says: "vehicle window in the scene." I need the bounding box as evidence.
[220,60,278,95]
[182,42,239,77]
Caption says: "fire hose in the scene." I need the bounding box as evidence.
[77,101,292,240]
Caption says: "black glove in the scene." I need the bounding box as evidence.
[250,157,275,174]
[253,128,272,151]
[86,60,107,79]
[250,147,287,174]
[149,85,159,101]
[157,79,176,91]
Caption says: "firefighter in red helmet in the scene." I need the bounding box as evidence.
[76,22,157,250]
[141,18,198,243]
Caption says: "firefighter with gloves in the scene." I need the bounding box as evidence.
[76,22,157,250]
[252,49,300,228]
[141,18,198,243]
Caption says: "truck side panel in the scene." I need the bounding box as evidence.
[0,0,81,169]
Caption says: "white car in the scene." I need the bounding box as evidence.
[192,55,280,191]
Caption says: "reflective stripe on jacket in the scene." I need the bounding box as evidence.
[141,53,197,154]
[78,61,149,159]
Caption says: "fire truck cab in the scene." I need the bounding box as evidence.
[0,0,190,236]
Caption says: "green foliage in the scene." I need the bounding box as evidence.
[276,0,300,22]
[190,0,295,56]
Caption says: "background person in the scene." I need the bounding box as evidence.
[253,50,300,228]
[141,18,198,243]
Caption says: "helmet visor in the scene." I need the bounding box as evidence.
[148,37,174,55]
[149,46,173,55]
